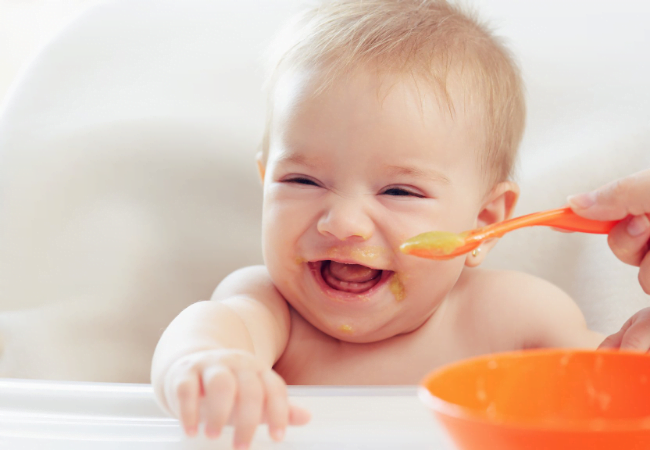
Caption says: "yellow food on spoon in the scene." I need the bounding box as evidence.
[400,231,468,259]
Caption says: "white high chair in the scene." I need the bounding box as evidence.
[0,2,649,441]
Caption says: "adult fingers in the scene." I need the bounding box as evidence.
[598,330,624,350]
[598,315,634,350]
[639,251,650,294]
[606,215,650,267]
[232,370,264,450]
[567,168,650,221]
[202,366,236,439]
[261,370,289,441]
[620,317,650,352]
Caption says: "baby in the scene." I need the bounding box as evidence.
[150,1,638,448]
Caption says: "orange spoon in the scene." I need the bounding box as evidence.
[400,207,619,260]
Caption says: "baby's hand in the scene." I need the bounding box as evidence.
[162,349,310,449]
[599,308,650,352]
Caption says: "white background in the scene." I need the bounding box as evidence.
[1,0,106,107]
[3,0,650,159]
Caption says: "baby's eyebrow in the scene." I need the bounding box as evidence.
[385,165,451,184]
[273,152,321,168]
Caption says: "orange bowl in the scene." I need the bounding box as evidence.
[420,349,650,450]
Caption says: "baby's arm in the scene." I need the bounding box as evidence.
[150,265,309,448]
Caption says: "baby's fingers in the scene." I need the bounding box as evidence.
[261,370,289,441]
[169,370,201,436]
[202,366,236,439]
[233,370,264,450]
[288,403,311,426]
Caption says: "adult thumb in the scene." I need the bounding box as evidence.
[567,168,650,221]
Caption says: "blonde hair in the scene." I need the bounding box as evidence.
[261,0,526,187]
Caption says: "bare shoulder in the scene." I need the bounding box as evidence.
[212,265,281,300]
[210,265,291,347]
[456,268,603,351]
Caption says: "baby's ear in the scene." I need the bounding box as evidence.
[255,151,266,184]
[477,181,520,227]
[465,181,519,267]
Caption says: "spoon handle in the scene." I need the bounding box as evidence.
[470,207,618,241]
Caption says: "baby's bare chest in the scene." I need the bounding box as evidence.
[273,318,489,385]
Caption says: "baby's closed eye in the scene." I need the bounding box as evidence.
[380,186,425,198]
[283,176,321,187]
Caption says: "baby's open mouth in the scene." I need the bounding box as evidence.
[320,260,383,294]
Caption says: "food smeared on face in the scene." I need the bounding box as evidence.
[389,273,405,302]
[350,246,386,261]
[295,257,306,265]
[339,324,354,334]
[326,246,386,264]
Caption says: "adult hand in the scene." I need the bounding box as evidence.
[599,307,650,351]
[567,168,650,294]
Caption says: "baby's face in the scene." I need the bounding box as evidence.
[261,68,487,342]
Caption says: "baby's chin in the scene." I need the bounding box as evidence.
[297,308,410,343]
[324,324,390,343]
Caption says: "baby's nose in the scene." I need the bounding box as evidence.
[317,198,374,241]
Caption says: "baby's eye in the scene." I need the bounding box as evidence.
[381,187,424,198]
[284,177,320,187]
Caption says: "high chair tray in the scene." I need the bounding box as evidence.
[0,379,450,449]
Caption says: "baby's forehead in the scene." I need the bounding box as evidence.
[270,69,487,166]
[268,67,488,175]
[273,65,484,124]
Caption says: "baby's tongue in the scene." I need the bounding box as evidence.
[329,261,379,282]
[323,261,382,293]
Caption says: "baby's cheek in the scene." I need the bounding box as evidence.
[262,205,296,249]
[260,224,292,282]
[400,259,464,304]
